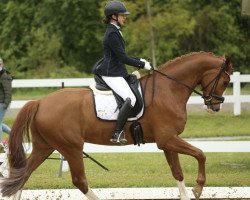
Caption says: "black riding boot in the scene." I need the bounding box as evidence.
[110,98,133,144]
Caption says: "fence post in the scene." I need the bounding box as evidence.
[233,72,241,115]
[58,155,64,177]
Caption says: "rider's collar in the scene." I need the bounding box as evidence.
[110,22,120,30]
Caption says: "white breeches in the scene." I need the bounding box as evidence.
[101,76,136,107]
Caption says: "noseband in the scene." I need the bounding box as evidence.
[150,61,230,105]
[201,61,230,105]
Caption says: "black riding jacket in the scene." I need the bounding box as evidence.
[93,24,145,78]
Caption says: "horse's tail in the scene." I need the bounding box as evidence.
[1,100,40,197]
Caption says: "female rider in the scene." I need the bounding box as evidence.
[93,0,152,144]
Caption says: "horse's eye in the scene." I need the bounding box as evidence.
[223,81,229,87]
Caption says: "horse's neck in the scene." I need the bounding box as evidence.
[171,56,211,85]
[146,55,217,108]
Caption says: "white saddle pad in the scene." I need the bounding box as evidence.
[91,84,144,121]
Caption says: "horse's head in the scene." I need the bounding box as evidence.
[201,57,233,113]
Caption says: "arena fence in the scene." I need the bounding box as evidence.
[23,141,250,154]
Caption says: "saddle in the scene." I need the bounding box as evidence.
[92,73,145,146]
[94,74,144,118]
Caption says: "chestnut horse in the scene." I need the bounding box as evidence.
[1,52,232,200]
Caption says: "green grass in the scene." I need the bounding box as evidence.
[182,110,250,138]
[24,153,250,189]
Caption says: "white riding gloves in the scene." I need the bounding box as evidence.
[140,58,153,70]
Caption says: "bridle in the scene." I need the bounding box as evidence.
[200,61,230,106]
[146,60,230,106]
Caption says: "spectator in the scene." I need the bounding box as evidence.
[0,58,12,142]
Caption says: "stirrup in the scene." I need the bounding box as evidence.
[110,130,127,144]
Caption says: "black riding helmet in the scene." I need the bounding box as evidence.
[104,0,130,16]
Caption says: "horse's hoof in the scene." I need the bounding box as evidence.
[192,189,200,200]
[192,186,202,200]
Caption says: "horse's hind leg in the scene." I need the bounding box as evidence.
[26,143,54,178]
[59,147,99,200]
[24,138,54,182]
[25,123,54,175]
[164,150,190,200]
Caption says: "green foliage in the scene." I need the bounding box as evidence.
[0,0,103,78]
[181,2,247,72]
[125,1,196,64]
[0,0,249,78]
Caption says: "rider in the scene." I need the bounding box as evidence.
[92,0,152,144]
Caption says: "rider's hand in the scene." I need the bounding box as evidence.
[140,58,153,70]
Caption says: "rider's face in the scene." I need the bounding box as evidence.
[117,14,126,26]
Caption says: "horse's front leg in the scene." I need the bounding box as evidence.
[164,150,190,200]
[158,136,206,200]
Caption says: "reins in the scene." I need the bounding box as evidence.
[152,69,204,96]
[143,69,203,107]
[143,60,228,107]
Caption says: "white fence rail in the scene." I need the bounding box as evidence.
[10,72,250,115]
[23,141,250,153]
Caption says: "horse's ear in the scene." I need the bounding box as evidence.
[225,56,233,73]
[225,56,231,65]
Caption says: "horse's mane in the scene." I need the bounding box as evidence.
[158,51,224,69]
[139,51,227,80]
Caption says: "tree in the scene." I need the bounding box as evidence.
[0,0,103,77]
[123,0,249,73]
[123,1,196,66]
[0,0,249,77]
[182,0,249,73]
